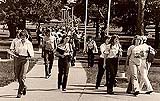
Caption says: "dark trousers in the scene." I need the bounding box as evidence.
[44,50,54,76]
[106,58,118,92]
[16,56,29,94]
[58,56,70,89]
[96,58,105,87]
[87,49,94,67]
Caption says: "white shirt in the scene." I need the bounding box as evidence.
[58,43,72,56]
[139,43,155,60]
[85,40,98,53]
[129,45,143,66]
[105,44,122,58]
[100,43,109,58]
[15,39,34,57]
[43,35,56,51]
[10,38,20,50]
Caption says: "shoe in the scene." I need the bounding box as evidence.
[45,75,50,79]
[16,94,22,98]
[145,91,153,94]
[58,85,61,89]
[107,91,114,94]
[62,88,66,91]
[126,91,132,94]
[95,86,98,89]
[23,87,27,95]
[133,91,139,96]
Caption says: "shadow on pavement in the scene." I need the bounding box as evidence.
[69,84,95,87]
[14,88,57,92]
[0,94,17,98]
[27,76,45,79]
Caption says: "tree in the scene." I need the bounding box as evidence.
[137,0,146,35]
[0,0,64,38]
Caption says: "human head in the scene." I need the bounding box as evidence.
[19,30,28,41]
[87,36,92,41]
[109,35,119,45]
[44,29,50,37]
[60,35,70,44]
[133,35,142,46]
[104,35,111,45]
[141,35,147,44]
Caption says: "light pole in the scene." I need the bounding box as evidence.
[84,0,88,51]
[106,0,111,36]
[68,0,76,29]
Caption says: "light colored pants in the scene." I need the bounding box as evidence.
[16,56,29,94]
[129,61,140,92]
[139,60,153,91]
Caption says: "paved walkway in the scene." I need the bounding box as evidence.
[0,52,160,101]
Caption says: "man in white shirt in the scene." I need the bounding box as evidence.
[13,30,34,98]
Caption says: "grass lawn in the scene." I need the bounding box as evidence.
[81,62,160,93]
[0,58,38,87]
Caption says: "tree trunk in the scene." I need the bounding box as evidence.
[137,0,146,35]
[155,21,160,48]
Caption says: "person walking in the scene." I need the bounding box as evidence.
[95,35,111,89]
[83,36,98,67]
[104,35,122,94]
[138,36,155,94]
[12,30,34,98]
[126,35,143,96]
[125,35,141,94]
[42,29,57,79]
[56,35,72,91]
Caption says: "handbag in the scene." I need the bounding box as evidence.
[147,47,155,63]
[56,47,65,55]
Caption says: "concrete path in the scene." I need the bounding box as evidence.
[0,52,160,101]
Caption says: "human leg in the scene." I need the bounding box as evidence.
[129,61,140,95]
[58,58,63,89]
[62,56,70,90]
[96,58,105,89]
[139,60,153,92]
[17,58,29,97]
[48,51,54,75]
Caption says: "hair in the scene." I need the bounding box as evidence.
[132,35,139,45]
[132,35,142,45]
[109,35,119,46]
[59,35,70,44]
[103,35,111,43]
[87,36,92,41]
[19,29,28,38]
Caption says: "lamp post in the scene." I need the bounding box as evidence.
[106,0,111,36]
[84,0,88,51]
[68,0,76,29]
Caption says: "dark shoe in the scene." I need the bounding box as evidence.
[16,94,22,98]
[95,86,98,89]
[145,91,153,94]
[107,91,114,94]
[133,91,139,96]
[45,75,50,79]
[58,85,61,89]
[62,88,66,91]
[23,87,27,95]
[126,91,132,94]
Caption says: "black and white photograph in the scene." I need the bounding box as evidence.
[0,0,160,100]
